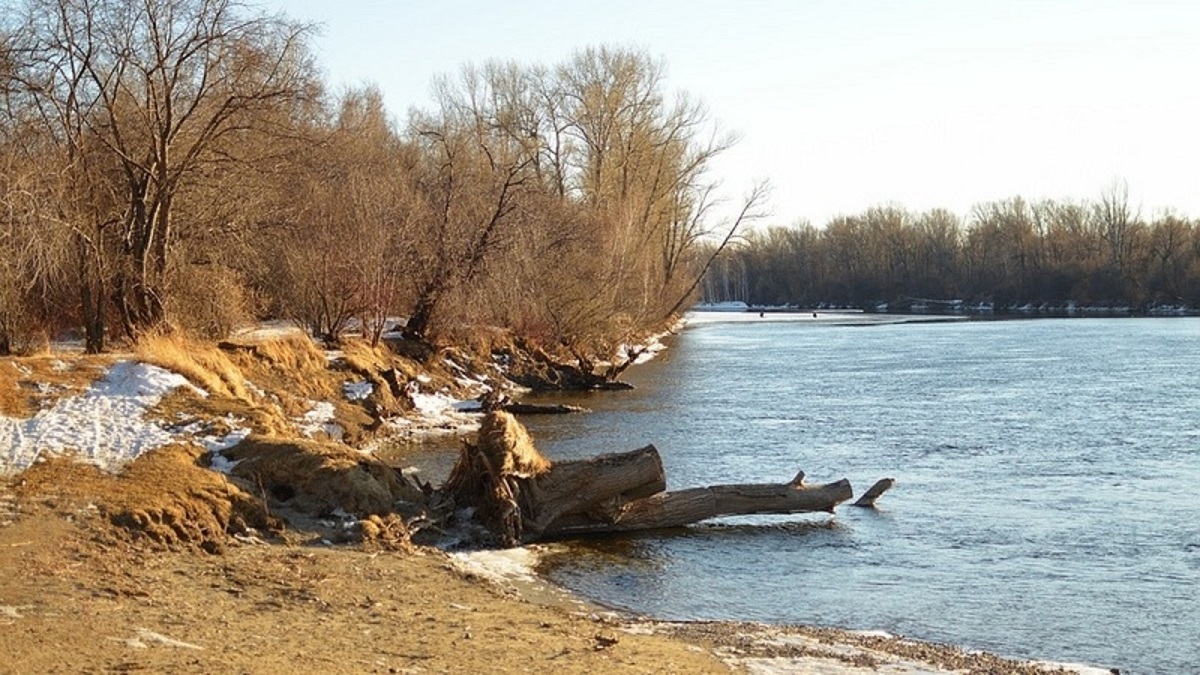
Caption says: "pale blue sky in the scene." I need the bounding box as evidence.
[272,0,1200,226]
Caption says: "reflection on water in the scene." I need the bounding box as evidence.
[521,316,1200,675]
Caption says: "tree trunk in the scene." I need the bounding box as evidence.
[440,412,887,546]
[541,471,853,539]
[77,234,105,354]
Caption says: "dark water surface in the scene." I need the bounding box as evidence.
[515,315,1200,674]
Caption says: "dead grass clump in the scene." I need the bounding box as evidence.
[225,436,424,516]
[0,355,113,417]
[1,361,24,417]
[246,333,328,375]
[136,332,251,402]
[221,335,340,415]
[149,387,291,439]
[340,339,393,373]
[13,447,275,552]
[478,411,551,476]
[107,445,276,551]
[337,339,412,417]
[443,412,550,546]
[354,513,414,552]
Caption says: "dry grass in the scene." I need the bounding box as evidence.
[0,355,113,418]
[478,411,551,476]
[224,436,423,515]
[0,361,23,417]
[208,335,398,443]
[149,387,292,439]
[247,334,329,375]
[341,340,399,376]
[13,447,275,551]
[222,334,339,412]
[136,332,251,402]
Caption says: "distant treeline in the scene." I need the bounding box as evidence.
[0,0,760,356]
[704,188,1200,312]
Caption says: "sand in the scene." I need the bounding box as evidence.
[0,460,1098,675]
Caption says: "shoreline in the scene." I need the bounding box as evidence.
[0,336,1124,673]
[451,543,1115,675]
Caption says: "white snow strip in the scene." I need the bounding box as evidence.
[207,452,243,474]
[229,319,305,341]
[409,390,457,417]
[343,380,374,401]
[295,400,337,438]
[170,415,251,455]
[131,628,203,650]
[385,384,480,440]
[0,361,204,475]
[200,427,251,454]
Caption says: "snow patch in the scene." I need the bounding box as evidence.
[295,400,342,440]
[386,383,480,439]
[409,389,457,417]
[230,320,305,342]
[0,361,205,475]
[207,452,243,474]
[342,380,374,401]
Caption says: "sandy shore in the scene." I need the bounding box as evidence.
[0,470,1109,675]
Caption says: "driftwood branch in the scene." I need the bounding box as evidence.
[852,478,896,508]
[542,473,853,538]
[438,412,892,546]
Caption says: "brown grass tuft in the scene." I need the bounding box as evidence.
[248,334,329,375]
[136,332,251,402]
[224,436,424,515]
[478,411,551,476]
[0,355,113,417]
[340,339,394,374]
[0,361,24,417]
[12,447,276,551]
[220,335,339,415]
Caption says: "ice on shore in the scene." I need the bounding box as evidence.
[448,547,541,586]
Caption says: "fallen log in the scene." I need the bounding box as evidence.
[541,471,853,538]
[438,412,886,546]
[501,402,590,415]
[473,390,590,415]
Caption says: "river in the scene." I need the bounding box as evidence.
[509,313,1199,675]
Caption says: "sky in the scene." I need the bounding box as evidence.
[270,0,1200,227]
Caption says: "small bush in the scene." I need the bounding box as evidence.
[166,263,257,340]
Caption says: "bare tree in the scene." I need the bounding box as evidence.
[401,71,536,340]
[7,0,316,338]
[664,180,770,318]
[1094,179,1142,278]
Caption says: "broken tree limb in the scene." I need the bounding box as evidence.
[541,472,854,538]
[501,402,590,415]
[852,478,896,508]
[437,412,888,546]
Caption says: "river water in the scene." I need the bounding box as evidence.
[509,313,1200,674]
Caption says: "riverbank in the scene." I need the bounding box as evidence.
[0,473,1099,674]
[0,333,1113,673]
